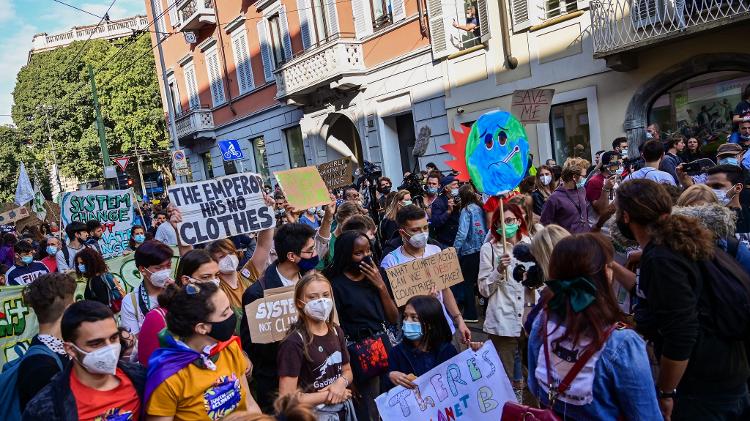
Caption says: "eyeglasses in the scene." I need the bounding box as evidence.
[185,283,201,295]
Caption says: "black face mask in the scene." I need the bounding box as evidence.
[378,186,391,194]
[616,214,636,241]
[206,313,237,342]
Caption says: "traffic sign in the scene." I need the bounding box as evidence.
[104,165,117,179]
[173,149,189,170]
[218,140,244,161]
[114,157,130,172]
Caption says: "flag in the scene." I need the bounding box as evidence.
[15,162,34,206]
[32,182,46,221]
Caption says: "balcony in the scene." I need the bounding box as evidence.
[590,0,750,66]
[175,108,215,144]
[274,38,366,103]
[175,0,216,31]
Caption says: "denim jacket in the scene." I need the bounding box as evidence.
[453,203,486,256]
[527,315,661,420]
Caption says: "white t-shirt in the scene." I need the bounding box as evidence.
[120,287,159,335]
[276,267,297,287]
[381,244,456,333]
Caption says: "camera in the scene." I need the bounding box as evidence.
[400,172,426,201]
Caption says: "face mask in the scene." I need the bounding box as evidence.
[540,175,552,186]
[501,223,520,238]
[378,186,391,194]
[426,186,439,195]
[218,254,239,274]
[20,255,33,265]
[206,313,237,342]
[450,188,459,196]
[77,264,86,273]
[316,209,326,218]
[402,321,423,340]
[719,157,739,167]
[297,254,320,272]
[46,245,58,256]
[616,167,624,176]
[307,207,316,214]
[646,132,654,139]
[147,268,172,288]
[71,343,121,375]
[741,134,750,141]
[134,234,145,243]
[402,200,413,206]
[616,213,636,241]
[621,148,629,157]
[406,232,429,249]
[576,179,586,189]
[712,188,734,206]
[303,298,334,321]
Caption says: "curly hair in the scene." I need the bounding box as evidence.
[561,157,590,182]
[159,282,219,338]
[23,272,77,324]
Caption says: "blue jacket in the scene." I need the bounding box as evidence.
[453,203,487,256]
[385,340,457,390]
[430,195,460,246]
[527,316,661,420]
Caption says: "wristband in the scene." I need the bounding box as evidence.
[657,387,677,399]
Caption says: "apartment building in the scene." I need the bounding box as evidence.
[440,0,750,165]
[147,0,450,183]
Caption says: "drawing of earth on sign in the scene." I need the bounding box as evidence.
[443,110,529,195]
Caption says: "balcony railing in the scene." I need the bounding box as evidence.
[274,38,366,101]
[175,0,216,31]
[590,0,750,57]
[175,108,215,141]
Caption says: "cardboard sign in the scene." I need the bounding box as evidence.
[510,89,555,124]
[244,286,297,344]
[274,167,330,211]
[168,173,275,246]
[317,158,353,190]
[0,206,29,224]
[375,342,515,420]
[385,248,464,307]
[60,190,135,259]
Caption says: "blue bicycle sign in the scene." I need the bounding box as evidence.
[218,140,244,161]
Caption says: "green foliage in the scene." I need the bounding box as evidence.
[0,125,48,203]
[11,34,168,184]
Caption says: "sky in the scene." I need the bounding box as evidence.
[0,0,147,125]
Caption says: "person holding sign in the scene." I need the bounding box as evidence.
[207,239,252,328]
[277,272,356,418]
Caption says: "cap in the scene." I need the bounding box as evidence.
[717,143,743,158]
[440,175,456,189]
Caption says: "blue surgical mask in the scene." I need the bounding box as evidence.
[46,245,58,256]
[426,186,439,195]
[719,157,739,167]
[402,321,423,341]
[134,234,146,243]
[77,264,87,273]
[576,179,586,189]
[21,255,33,265]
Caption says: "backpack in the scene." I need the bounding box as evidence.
[0,344,63,421]
[697,247,750,340]
[101,273,126,313]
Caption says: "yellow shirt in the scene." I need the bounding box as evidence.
[147,341,249,420]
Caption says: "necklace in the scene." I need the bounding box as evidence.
[401,246,424,260]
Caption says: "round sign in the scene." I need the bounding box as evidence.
[173,151,185,161]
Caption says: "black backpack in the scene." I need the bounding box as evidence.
[697,246,750,340]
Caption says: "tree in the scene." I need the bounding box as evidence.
[0,125,47,203]
[12,34,169,183]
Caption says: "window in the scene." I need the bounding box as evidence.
[352,0,403,38]
[268,14,287,66]
[230,28,254,95]
[201,152,214,179]
[251,136,271,184]
[285,126,306,168]
[168,0,178,27]
[426,0,489,59]
[310,0,330,44]
[223,159,238,175]
[167,75,181,116]
[545,0,577,19]
[549,99,590,163]
[370,0,391,29]
[205,47,226,107]
[449,0,489,50]
[153,0,167,40]
[183,63,200,110]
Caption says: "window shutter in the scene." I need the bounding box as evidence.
[392,0,406,22]
[477,0,491,42]
[426,0,448,59]
[168,0,178,27]
[297,0,313,49]
[231,30,254,94]
[510,0,532,31]
[239,32,254,91]
[153,0,167,40]
[257,20,275,82]
[326,0,340,36]
[184,64,200,109]
[352,0,373,38]
[279,6,294,61]
[206,50,226,106]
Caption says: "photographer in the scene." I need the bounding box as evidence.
[430,176,461,246]
[586,151,622,223]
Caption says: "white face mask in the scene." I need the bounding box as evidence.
[147,268,172,288]
[71,342,121,375]
[218,254,239,274]
[307,207,316,214]
[303,298,334,321]
[645,132,654,139]
[712,188,734,206]
[540,175,552,186]
[407,232,429,249]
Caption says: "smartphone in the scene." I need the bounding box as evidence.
[361,255,374,266]
[682,158,715,176]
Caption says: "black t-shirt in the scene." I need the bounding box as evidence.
[277,325,350,392]
[18,336,68,411]
[733,100,750,132]
[331,273,387,340]
[84,274,110,307]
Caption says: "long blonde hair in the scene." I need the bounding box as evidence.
[287,272,336,362]
[676,184,718,207]
[530,224,571,280]
[384,190,411,220]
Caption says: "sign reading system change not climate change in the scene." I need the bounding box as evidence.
[168,173,275,245]
[60,190,135,259]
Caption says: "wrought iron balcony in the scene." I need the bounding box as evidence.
[274,38,366,103]
[175,0,216,31]
[590,0,750,58]
[175,108,215,143]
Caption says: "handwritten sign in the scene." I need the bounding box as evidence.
[317,158,353,190]
[274,167,330,211]
[168,173,275,246]
[0,207,29,224]
[375,341,515,420]
[244,286,297,344]
[385,248,464,307]
[510,89,555,124]
[60,190,135,259]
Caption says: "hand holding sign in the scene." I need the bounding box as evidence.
[274,167,331,211]
[384,248,464,306]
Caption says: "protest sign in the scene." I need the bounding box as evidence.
[510,89,555,124]
[274,167,330,211]
[168,173,275,246]
[0,283,86,366]
[60,190,135,259]
[384,248,464,306]
[244,286,297,344]
[0,206,29,224]
[106,246,180,293]
[317,158,353,190]
[375,342,514,421]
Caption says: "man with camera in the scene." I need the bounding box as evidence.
[430,175,461,246]
[585,151,623,227]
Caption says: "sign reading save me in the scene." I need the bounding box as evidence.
[384,248,464,307]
